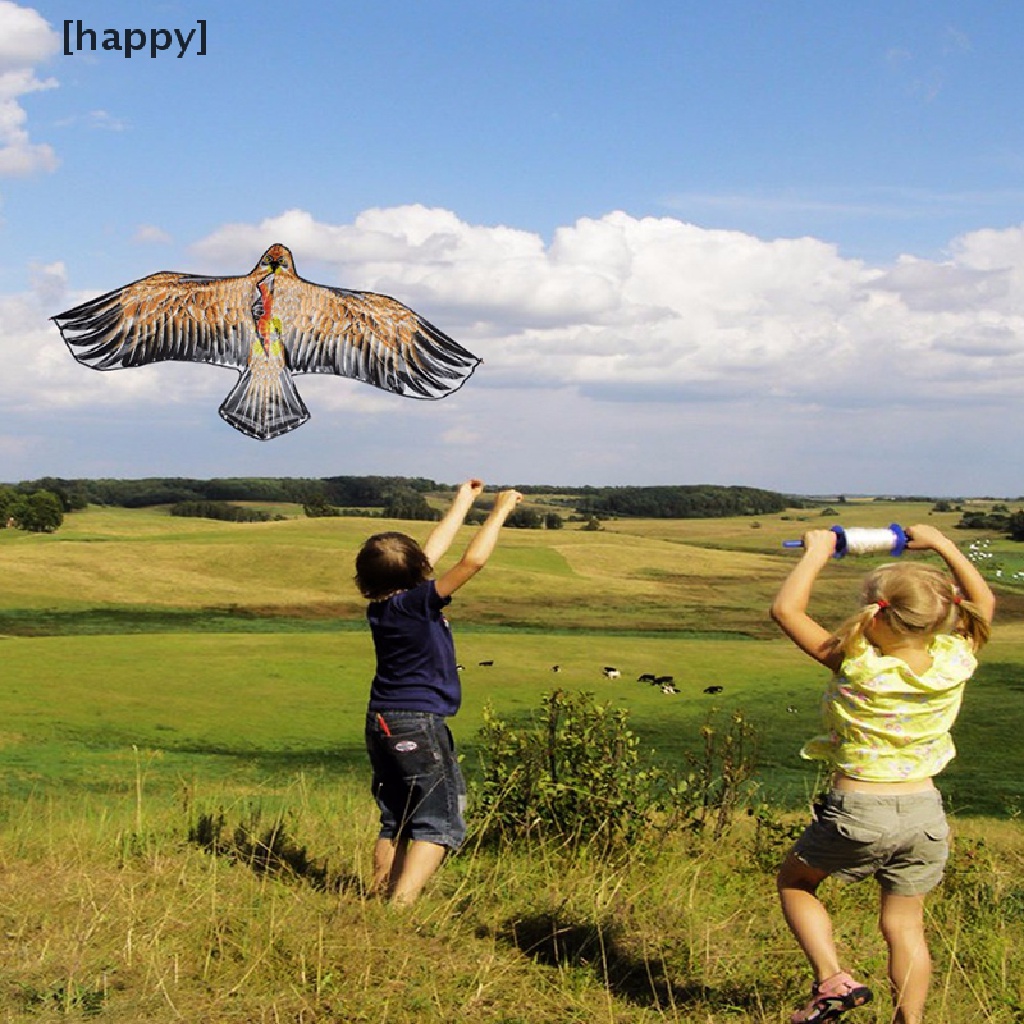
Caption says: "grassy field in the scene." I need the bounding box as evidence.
[2,502,1022,811]
[0,501,1022,1022]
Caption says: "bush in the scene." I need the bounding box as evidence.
[470,689,691,855]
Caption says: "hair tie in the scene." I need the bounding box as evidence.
[875,599,889,610]
[952,594,962,606]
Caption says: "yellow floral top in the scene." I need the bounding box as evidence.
[800,634,977,782]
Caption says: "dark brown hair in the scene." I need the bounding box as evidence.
[354,532,433,600]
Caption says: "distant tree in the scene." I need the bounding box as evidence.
[575,484,790,519]
[0,485,16,525]
[170,501,272,523]
[383,490,438,521]
[582,516,602,532]
[1008,511,1024,541]
[19,477,88,512]
[956,510,1013,532]
[12,490,64,532]
[932,500,953,513]
[303,497,339,518]
[507,508,543,529]
[544,512,564,530]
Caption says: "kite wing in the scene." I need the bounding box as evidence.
[275,278,481,399]
[52,272,257,371]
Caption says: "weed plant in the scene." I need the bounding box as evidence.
[471,691,760,854]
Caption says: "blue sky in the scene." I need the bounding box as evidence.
[3,1,1024,494]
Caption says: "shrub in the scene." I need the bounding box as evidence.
[470,689,691,855]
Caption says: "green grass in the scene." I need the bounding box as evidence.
[3,627,1022,815]
[0,502,1022,1021]
[1,503,1023,816]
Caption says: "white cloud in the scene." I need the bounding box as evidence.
[132,224,173,245]
[7,206,1024,490]
[0,2,59,176]
[85,109,127,132]
[190,207,1024,409]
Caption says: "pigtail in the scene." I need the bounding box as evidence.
[954,595,992,650]
[829,563,990,659]
[828,603,883,659]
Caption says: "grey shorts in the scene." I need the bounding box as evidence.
[792,788,950,896]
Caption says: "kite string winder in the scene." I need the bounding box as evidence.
[783,524,909,558]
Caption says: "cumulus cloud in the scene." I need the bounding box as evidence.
[0,1,59,176]
[0,11,1014,490]
[190,206,1024,408]
[8,204,1024,480]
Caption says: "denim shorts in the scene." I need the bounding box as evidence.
[792,788,950,896]
[364,710,467,850]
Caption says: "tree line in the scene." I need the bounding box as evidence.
[574,484,794,519]
[169,501,278,523]
[10,476,799,519]
[956,506,1024,541]
[8,475,1024,539]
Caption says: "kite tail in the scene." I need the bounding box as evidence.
[219,364,310,441]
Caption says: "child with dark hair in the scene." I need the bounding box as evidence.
[356,479,522,903]
[771,524,995,1024]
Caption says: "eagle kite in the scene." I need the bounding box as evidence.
[52,244,481,440]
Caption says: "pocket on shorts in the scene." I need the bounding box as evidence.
[382,721,443,779]
[834,818,885,843]
[923,819,950,843]
[820,801,885,844]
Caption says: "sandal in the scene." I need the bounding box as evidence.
[791,971,873,1023]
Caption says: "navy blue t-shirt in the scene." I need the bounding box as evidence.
[366,580,461,716]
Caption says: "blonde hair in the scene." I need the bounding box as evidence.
[829,561,990,657]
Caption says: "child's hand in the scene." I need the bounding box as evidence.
[494,489,523,516]
[457,479,485,503]
[905,524,950,552]
[801,529,838,560]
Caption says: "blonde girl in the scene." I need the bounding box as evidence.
[770,524,995,1024]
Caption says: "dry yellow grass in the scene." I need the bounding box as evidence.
[4,502,1018,636]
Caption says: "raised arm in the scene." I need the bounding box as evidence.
[435,489,523,599]
[905,524,996,625]
[770,529,843,670]
[421,479,484,568]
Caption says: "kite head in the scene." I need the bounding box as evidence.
[255,244,295,275]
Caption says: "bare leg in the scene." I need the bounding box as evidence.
[777,851,840,981]
[879,892,930,1024]
[389,840,448,905]
[370,836,406,897]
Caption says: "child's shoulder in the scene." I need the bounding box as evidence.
[373,579,445,614]
[929,632,978,666]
